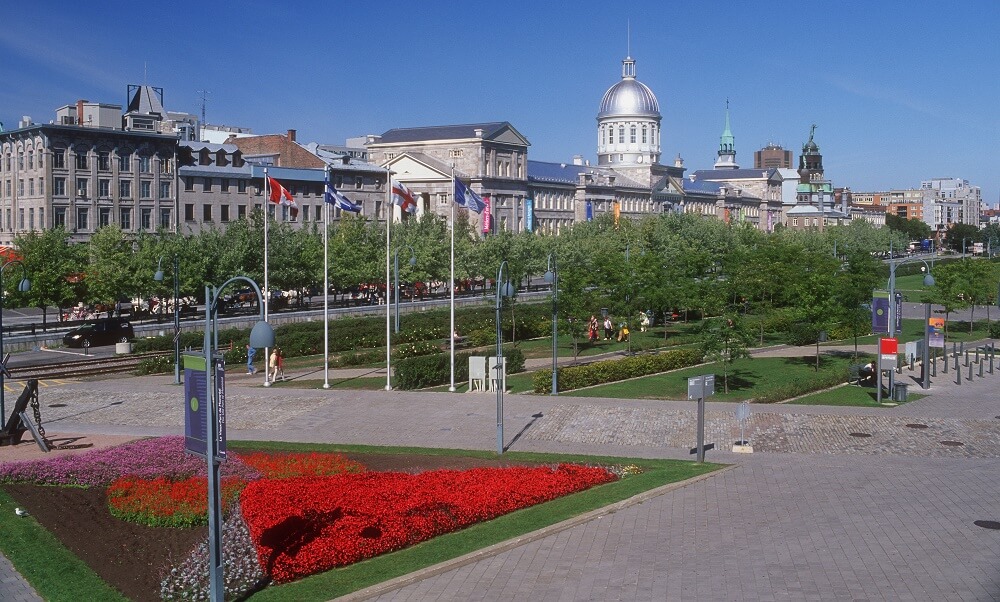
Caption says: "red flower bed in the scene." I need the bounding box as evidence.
[107,475,246,527]
[236,451,366,479]
[240,464,616,583]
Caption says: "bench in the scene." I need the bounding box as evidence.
[453,336,470,350]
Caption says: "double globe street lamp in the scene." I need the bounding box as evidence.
[543,253,557,396]
[0,260,30,422]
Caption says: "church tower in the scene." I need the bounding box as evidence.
[713,102,739,170]
[797,124,824,183]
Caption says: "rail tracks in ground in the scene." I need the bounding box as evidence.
[7,351,173,381]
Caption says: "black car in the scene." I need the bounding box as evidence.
[63,318,135,348]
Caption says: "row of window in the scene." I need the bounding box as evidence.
[182,176,373,195]
[600,123,658,146]
[1,149,173,174]
[50,177,169,199]
[3,206,172,232]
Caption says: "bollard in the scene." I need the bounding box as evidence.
[976,347,980,363]
[960,341,965,355]
[969,362,973,381]
[980,360,984,378]
[910,356,915,371]
[932,354,937,377]
[965,350,970,367]
[991,349,995,374]
[943,352,948,373]
[957,359,962,384]
[955,353,960,371]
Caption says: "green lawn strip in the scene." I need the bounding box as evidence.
[785,384,926,407]
[0,488,128,602]
[850,318,992,346]
[265,376,387,390]
[228,442,720,601]
[570,355,857,402]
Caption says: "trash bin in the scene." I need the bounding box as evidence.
[892,383,909,402]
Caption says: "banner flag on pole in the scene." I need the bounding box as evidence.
[525,198,534,232]
[391,180,417,214]
[267,176,298,219]
[454,179,486,213]
[482,196,492,233]
[324,173,361,213]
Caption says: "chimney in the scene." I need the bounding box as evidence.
[287,129,296,142]
[19,116,32,129]
[474,128,484,138]
[77,100,85,126]
[572,155,584,165]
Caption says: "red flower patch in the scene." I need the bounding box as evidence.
[236,451,366,479]
[107,475,246,528]
[240,464,616,583]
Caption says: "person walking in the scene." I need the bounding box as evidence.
[246,344,257,375]
[269,348,279,383]
[603,316,613,341]
[589,315,599,342]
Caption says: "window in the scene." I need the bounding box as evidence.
[140,208,152,230]
[3,209,8,231]
[184,177,194,192]
[184,204,195,221]
[335,176,343,188]
[314,205,321,221]
[77,207,89,230]
[618,126,625,144]
[76,152,88,170]
[159,158,172,174]
[237,204,246,219]
[98,152,110,171]
[54,207,66,228]
[99,179,110,197]
[27,151,33,170]
[642,126,647,144]
[160,208,172,229]
[119,180,131,198]
[355,176,363,190]
[138,156,151,173]
[159,181,171,198]
[120,208,131,229]
[18,180,23,195]
[203,204,212,222]
[76,178,88,197]
[18,153,24,169]
[38,179,43,196]
[18,208,24,229]
[52,149,65,169]
[54,178,66,196]
[202,178,212,192]
[630,126,636,144]
[449,149,463,158]
[792,218,799,226]
[99,207,111,227]
[140,181,151,199]
[118,153,132,172]
[28,179,34,196]
[237,180,247,193]
[221,179,230,192]
[221,205,230,222]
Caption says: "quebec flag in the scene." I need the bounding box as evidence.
[454,180,487,214]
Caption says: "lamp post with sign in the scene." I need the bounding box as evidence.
[884,255,935,396]
[0,260,30,422]
[153,255,181,385]
[194,277,274,602]
[543,253,557,395]
[495,261,513,454]
[687,374,715,462]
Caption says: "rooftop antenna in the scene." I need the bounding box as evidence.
[198,90,210,124]
[143,61,148,84]
[627,20,631,57]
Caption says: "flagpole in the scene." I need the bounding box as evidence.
[263,167,271,387]
[385,167,392,391]
[449,169,456,392]
[323,166,330,389]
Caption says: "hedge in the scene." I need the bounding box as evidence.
[532,348,703,394]
[394,347,526,390]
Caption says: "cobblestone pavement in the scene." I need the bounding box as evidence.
[2,350,1000,600]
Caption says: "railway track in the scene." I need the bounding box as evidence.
[7,351,173,380]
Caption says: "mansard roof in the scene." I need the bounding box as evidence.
[377,122,530,146]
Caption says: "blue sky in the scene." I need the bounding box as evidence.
[2,1,998,205]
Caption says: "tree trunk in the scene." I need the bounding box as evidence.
[970,305,976,334]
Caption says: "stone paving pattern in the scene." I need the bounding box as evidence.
[2,344,1000,600]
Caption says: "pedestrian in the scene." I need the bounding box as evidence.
[269,348,279,383]
[603,316,613,340]
[246,344,257,375]
[589,315,599,342]
[277,348,285,381]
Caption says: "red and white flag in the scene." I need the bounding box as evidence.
[391,180,417,214]
[267,176,298,218]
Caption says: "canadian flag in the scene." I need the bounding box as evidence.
[391,180,417,214]
[267,176,298,218]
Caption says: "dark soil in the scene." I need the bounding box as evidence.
[2,451,533,601]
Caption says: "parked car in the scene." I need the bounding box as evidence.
[62,318,135,348]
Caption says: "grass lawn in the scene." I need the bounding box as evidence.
[849,317,995,346]
[786,383,927,407]
[570,355,861,402]
[266,376,388,390]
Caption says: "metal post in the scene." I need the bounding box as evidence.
[979,359,984,378]
[968,362,973,381]
[921,303,930,389]
[173,255,181,385]
[203,285,223,602]
[957,355,962,384]
[991,347,995,374]
[495,261,509,455]
[550,256,558,396]
[965,350,970,367]
[696,379,706,463]
[393,250,399,333]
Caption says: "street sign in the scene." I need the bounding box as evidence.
[183,354,227,460]
[879,338,898,369]
[872,290,889,333]
[687,374,716,400]
[929,317,945,348]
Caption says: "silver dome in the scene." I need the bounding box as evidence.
[598,78,660,118]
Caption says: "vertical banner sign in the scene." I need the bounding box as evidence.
[613,201,621,227]
[482,196,491,234]
[928,317,945,348]
[184,354,208,457]
[879,337,898,369]
[525,198,534,232]
[586,201,593,221]
[214,356,227,460]
[894,292,903,333]
[872,290,889,333]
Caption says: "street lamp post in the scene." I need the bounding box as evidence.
[962,236,972,259]
[393,245,416,333]
[201,277,274,602]
[0,260,30,422]
[886,256,935,396]
[544,253,557,396]
[495,261,513,454]
[154,255,181,385]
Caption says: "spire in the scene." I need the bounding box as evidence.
[714,100,738,169]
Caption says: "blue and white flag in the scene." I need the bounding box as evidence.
[454,179,486,214]
[324,173,361,213]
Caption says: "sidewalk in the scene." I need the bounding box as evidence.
[3,343,1000,600]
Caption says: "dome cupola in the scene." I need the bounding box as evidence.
[597,56,662,168]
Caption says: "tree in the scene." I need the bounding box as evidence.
[943,223,980,253]
[86,226,136,309]
[698,313,754,394]
[885,214,932,242]
[12,228,82,326]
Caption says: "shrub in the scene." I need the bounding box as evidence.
[532,348,703,393]
[785,322,820,346]
[990,321,1000,338]
[391,340,440,361]
[394,352,471,390]
[133,355,173,375]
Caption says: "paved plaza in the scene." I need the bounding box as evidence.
[2,348,1000,600]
